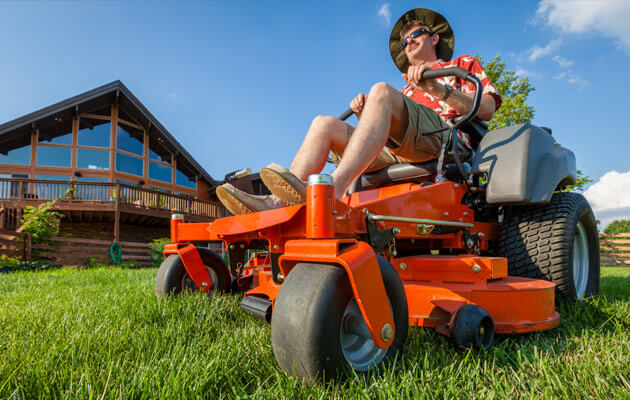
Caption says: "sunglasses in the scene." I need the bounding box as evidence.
[401,28,434,50]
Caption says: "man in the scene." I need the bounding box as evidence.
[217,8,501,215]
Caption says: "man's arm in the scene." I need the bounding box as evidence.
[403,65,497,121]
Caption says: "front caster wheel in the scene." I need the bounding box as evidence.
[451,304,494,350]
[155,247,231,296]
[270,256,408,382]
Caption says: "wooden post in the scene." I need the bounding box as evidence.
[114,183,120,243]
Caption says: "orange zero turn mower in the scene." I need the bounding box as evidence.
[155,67,599,382]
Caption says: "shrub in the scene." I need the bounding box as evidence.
[150,238,171,267]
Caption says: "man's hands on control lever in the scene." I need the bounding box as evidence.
[402,63,444,97]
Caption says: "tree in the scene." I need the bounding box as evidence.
[604,219,630,234]
[477,55,591,192]
[477,55,535,130]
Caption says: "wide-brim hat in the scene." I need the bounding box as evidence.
[389,8,455,73]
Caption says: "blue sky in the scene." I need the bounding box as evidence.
[1,0,629,227]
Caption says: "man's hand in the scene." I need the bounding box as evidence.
[402,64,442,97]
[350,93,367,118]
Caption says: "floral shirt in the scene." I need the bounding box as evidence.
[400,54,502,149]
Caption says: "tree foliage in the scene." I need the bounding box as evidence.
[604,219,630,234]
[477,55,591,192]
[477,55,535,130]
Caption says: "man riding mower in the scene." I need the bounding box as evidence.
[155,8,600,382]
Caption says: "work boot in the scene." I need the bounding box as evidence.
[260,163,307,205]
[216,183,285,215]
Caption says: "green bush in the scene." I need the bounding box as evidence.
[150,238,171,267]
[0,255,60,272]
[604,219,630,234]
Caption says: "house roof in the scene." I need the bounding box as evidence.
[0,80,218,187]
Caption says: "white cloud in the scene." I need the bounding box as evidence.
[377,3,392,27]
[552,55,573,67]
[584,170,630,228]
[554,71,588,88]
[527,38,562,61]
[536,0,630,53]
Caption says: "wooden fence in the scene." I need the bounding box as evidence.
[0,228,31,260]
[600,233,630,265]
[32,237,153,267]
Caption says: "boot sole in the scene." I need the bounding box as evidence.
[260,168,306,205]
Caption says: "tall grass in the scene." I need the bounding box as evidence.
[0,267,628,399]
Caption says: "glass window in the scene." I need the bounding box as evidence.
[0,143,31,165]
[176,167,196,189]
[38,119,73,145]
[78,118,111,147]
[149,161,172,183]
[116,123,144,156]
[77,148,109,170]
[149,186,172,193]
[116,152,143,176]
[76,176,109,182]
[35,175,70,180]
[116,179,140,186]
[36,146,72,167]
[149,137,171,163]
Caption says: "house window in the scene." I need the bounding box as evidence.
[176,166,196,189]
[78,118,111,148]
[115,152,143,176]
[149,137,171,163]
[0,143,31,165]
[35,175,70,180]
[149,161,172,183]
[38,119,73,145]
[116,123,144,156]
[36,146,72,167]
[76,176,109,182]
[77,148,109,170]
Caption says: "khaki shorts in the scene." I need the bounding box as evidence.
[330,96,451,173]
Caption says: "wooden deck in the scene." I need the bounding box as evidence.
[0,178,228,238]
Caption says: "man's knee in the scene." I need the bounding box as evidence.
[310,115,343,136]
[368,82,397,101]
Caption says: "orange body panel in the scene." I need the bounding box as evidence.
[166,180,560,341]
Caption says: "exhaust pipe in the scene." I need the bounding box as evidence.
[240,296,272,323]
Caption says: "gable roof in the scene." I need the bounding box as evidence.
[0,80,218,187]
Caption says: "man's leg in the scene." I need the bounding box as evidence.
[290,115,351,181]
[331,82,408,197]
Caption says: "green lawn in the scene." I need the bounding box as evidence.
[0,266,628,399]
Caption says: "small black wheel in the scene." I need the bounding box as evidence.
[497,192,600,302]
[270,255,408,382]
[155,247,231,296]
[451,304,494,350]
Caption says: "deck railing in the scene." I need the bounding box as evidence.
[0,178,228,219]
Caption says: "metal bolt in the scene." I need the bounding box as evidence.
[273,244,279,250]
[472,264,481,272]
[332,210,338,214]
[463,212,469,216]
[392,227,400,235]
[454,184,459,188]
[444,212,449,217]
[201,281,208,288]
[239,243,245,249]
[229,244,235,250]
[277,273,284,282]
[381,324,394,342]
[399,262,407,271]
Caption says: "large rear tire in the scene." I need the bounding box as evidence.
[270,256,408,382]
[497,192,599,301]
[155,247,231,296]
